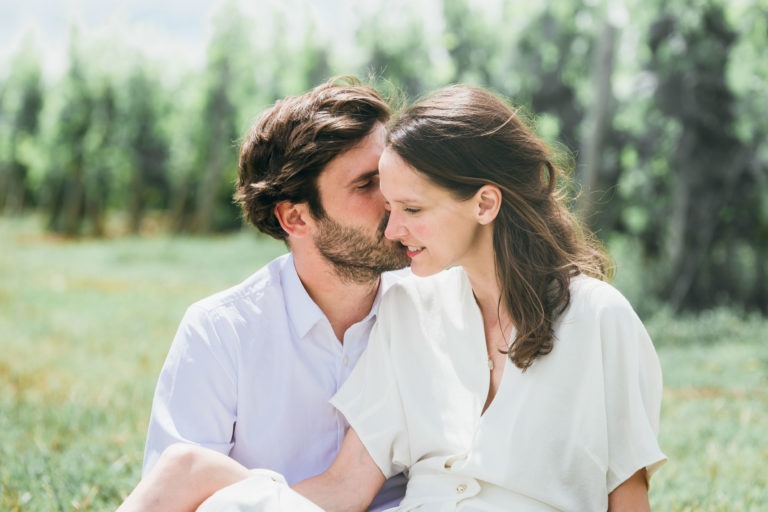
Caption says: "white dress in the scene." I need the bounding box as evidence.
[331,267,667,511]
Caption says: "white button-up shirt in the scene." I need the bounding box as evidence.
[144,252,407,510]
[332,267,666,511]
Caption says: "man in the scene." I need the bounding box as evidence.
[142,78,409,510]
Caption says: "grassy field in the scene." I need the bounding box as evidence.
[1,217,766,511]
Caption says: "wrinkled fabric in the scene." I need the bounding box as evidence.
[197,469,323,512]
[144,253,407,510]
[332,267,667,511]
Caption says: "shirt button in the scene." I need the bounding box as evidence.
[342,356,349,367]
[456,483,467,494]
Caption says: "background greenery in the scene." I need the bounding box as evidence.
[1,0,766,311]
[1,0,767,509]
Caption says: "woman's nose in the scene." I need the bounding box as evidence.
[384,211,404,240]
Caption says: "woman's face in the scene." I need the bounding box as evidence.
[379,148,487,277]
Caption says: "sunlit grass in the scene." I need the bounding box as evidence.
[1,216,766,510]
[0,216,287,511]
[650,339,768,510]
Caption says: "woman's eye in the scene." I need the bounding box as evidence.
[404,208,421,214]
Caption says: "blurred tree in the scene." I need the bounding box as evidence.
[170,4,247,233]
[120,67,170,234]
[0,37,44,214]
[576,11,619,226]
[39,32,125,237]
[80,78,118,236]
[245,10,294,106]
[42,33,94,236]
[728,0,768,310]
[441,0,497,86]
[514,5,590,152]
[511,4,630,236]
[355,2,435,99]
[646,0,761,311]
[277,20,333,97]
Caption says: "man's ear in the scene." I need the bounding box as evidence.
[274,201,312,237]
[475,184,502,225]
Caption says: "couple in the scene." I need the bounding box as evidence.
[120,78,665,511]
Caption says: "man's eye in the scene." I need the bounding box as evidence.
[404,208,421,214]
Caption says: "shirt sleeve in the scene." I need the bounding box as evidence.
[330,293,411,479]
[598,294,667,492]
[143,304,238,476]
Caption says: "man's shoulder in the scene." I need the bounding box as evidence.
[190,253,291,315]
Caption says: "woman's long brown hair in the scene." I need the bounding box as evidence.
[387,85,612,370]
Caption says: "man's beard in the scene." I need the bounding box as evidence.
[314,214,409,284]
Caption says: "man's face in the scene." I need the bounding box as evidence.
[312,123,409,283]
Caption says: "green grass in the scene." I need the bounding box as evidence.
[1,216,766,510]
[0,216,288,511]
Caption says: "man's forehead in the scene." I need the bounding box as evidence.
[318,126,385,185]
[319,165,379,192]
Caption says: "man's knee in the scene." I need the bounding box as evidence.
[157,443,211,474]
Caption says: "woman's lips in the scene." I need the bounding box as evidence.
[405,245,424,258]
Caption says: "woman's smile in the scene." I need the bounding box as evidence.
[404,245,424,258]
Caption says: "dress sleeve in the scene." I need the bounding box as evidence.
[330,292,411,479]
[143,304,237,475]
[599,294,667,492]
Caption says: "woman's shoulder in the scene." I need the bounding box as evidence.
[558,275,656,368]
[381,266,470,314]
[566,274,638,321]
[392,265,466,294]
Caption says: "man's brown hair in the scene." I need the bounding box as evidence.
[235,77,391,240]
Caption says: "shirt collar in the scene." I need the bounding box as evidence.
[281,253,327,339]
[281,255,407,340]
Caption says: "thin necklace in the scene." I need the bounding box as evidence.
[488,327,514,371]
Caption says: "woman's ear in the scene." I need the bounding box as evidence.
[475,185,502,225]
[274,201,311,238]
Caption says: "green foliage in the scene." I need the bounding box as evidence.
[0,0,766,312]
[355,2,442,99]
[0,36,44,213]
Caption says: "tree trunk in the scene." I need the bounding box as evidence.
[59,169,85,236]
[193,149,225,233]
[577,20,617,225]
[1,162,28,215]
[128,168,145,234]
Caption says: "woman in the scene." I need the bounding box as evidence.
[119,85,666,511]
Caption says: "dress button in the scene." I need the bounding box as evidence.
[456,483,467,494]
